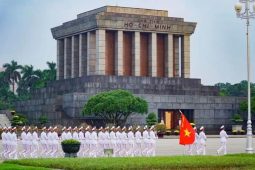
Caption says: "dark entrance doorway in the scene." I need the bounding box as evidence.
[158,109,194,129]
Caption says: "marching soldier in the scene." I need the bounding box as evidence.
[90,126,98,157]
[72,127,79,140]
[134,126,142,156]
[31,126,39,158]
[98,127,105,156]
[66,126,72,139]
[197,126,207,155]
[127,126,135,157]
[61,127,67,141]
[1,127,7,159]
[51,126,59,158]
[104,126,110,150]
[120,126,128,157]
[149,125,157,156]
[110,126,117,157]
[142,125,150,156]
[25,127,33,158]
[9,127,18,159]
[20,126,27,158]
[78,127,85,157]
[84,126,91,157]
[191,127,199,155]
[40,127,48,157]
[46,126,53,157]
[217,125,228,155]
[115,126,122,157]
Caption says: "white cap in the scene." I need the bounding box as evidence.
[122,126,126,131]
[144,125,148,130]
[73,126,78,130]
[79,126,83,131]
[105,126,109,130]
[85,126,90,130]
[99,127,103,131]
[116,126,120,129]
[136,126,140,130]
[67,126,72,130]
[92,126,96,131]
[150,125,155,130]
[12,127,17,130]
[220,125,224,129]
[193,127,197,130]
[34,126,38,130]
[111,126,115,130]
[128,126,133,131]
[53,126,58,130]
[62,126,66,131]
[42,127,46,130]
[21,126,26,131]
[200,126,204,131]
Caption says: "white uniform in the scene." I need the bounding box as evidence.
[1,131,7,158]
[40,131,48,157]
[115,131,122,157]
[72,131,79,140]
[149,130,157,156]
[66,131,72,140]
[109,131,117,156]
[217,129,228,155]
[134,131,142,156]
[20,131,27,157]
[32,131,39,157]
[120,131,128,157]
[127,131,135,156]
[98,131,105,156]
[142,130,150,156]
[90,131,98,157]
[61,131,68,141]
[104,131,110,149]
[9,132,18,159]
[5,132,12,158]
[51,131,59,157]
[191,132,199,155]
[26,132,33,157]
[198,131,207,155]
[84,131,91,157]
[78,131,85,157]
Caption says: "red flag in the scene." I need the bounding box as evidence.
[179,112,195,145]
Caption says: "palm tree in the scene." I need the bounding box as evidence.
[20,65,40,91]
[3,60,22,93]
[46,61,56,81]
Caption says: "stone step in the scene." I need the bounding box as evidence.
[0,114,11,127]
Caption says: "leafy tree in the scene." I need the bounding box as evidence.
[82,89,148,125]
[239,97,255,115]
[11,113,28,126]
[146,112,157,127]
[39,114,48,125]
[3,60,22,93]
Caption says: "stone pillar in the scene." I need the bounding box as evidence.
[165,34,174,77]
[87,31,96,75]
[181,35,190,78]
[115,31,123,75]
[149,32,157,77]
[71,35,79,78]
[96,29,106,75]
[173,35,180,77]
[132,32,140,76]
[79,33,87,77]
[64,37,72,79]
[57,39,64,80]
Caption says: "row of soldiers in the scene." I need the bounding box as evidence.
[0,125,157,159]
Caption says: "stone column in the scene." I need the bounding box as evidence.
[96,29,106,75]
[181,35,190,78]
[165,34,174,77]
[132,32,140,76]
[71,35,79,78]
[57,39,64,80]
[87,31,96,75]
[79,33,87,77]
[115,30,123,75]
[149,32,157,77]
[64,37,72,79]
[173,35,180,77]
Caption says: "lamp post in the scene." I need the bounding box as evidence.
[234,0,255,153]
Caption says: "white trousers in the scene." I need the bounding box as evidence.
[217,141,227,155]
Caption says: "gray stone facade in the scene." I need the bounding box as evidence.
[15,76,244,132]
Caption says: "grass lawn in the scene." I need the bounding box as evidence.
[0,163,50,170]
[2,154,255,170]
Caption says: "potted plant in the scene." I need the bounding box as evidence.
[231,114,243,134]
[155,123,166,138]
[146,112,157,127]
[61,139,81,157]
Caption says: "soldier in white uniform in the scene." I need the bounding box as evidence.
[51,126,59,158]
[72,127,79,140]
[84,126,91,157]
[4,127,12,159]
[120,126,128,157]
[148,125,157,156]
[26,127,33,158]
[66,127,72,140]
[78,127,85,157]
[104,127,110,150]
[109,126,117,157]
[97,127,105,157]
[61,127,67,141]
[115,126,122,157]
[134,126,142,156]
[19,126,27,158]
[142,125,150,156]
[90,127,98,157]
[1,127,7,158]
[40,127,48,157]
[197,126,207,155]
[217,125,229,155]
[127,126,135,157]
[9,127,18,159]
[46,126,53,157]
[31,126,39,158]
[191,127,199,155]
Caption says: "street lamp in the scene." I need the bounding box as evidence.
[234,0,255,154]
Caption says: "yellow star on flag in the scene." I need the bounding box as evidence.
[184,129,191,137]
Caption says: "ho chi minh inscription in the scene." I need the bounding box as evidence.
[124,19,172,31]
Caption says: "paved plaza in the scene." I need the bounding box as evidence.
[0,136,254,159]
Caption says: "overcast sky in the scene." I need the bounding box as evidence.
[0,0,254,85]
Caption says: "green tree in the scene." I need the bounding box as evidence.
[3,60,22,93]
[240,97,255,115]
[82,89,148,125]
[146,112,157,127]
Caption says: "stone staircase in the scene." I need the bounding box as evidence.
[0,113,11,127]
